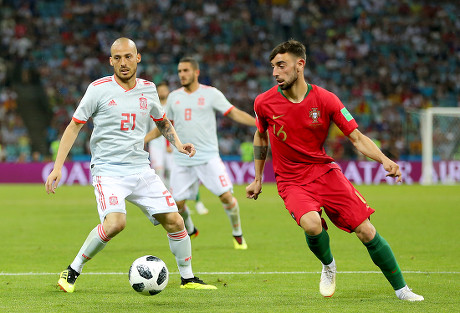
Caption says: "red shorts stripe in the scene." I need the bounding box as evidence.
[96,176,106,211]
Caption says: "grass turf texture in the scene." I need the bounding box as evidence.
[0,183,459,312]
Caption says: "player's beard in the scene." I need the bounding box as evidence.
[279,71,298,90]
[116,66,136,83]
[181,75,195,89]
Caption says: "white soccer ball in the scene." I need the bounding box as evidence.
[128,255,169,295]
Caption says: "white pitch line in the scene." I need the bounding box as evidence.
[0,271,458,276]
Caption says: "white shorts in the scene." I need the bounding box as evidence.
[92,169,178,225]
[170,157,233,201]
[149,145,174,171]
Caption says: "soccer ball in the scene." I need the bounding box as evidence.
[128,255,169,295]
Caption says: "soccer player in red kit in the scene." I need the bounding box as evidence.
[246,40,423,301]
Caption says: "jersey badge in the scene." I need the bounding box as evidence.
[340,107,354,122]
[109,195,118,205]
[309,108,321,123]
[108,99,117,106]
[198,96,205,106]
[139,97,148,110]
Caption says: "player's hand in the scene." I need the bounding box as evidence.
[178,143,196,157]
[45,169,62,194]
[246,180,262,200]
[383,159,402,183]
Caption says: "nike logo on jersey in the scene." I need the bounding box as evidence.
[273,115,284,120]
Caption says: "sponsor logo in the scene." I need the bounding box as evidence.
[108,99,117,106]
[272,114,284,120]
[82,253,92,260]
[309,108,321,123]
[139,97,147,110]
[109,195,118,205]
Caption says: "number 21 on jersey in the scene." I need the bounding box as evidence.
[121,113,136,130]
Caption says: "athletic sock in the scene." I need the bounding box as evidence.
[305,228,334,266]
[223,197,242,236]
[168,229,193,279]
[70,224,111,273]
[180,205,195,233]
[364,232,406,290]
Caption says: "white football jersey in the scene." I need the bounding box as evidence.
[73,75,165,176]
[166,84,233,166]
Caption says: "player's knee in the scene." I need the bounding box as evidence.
[300,212,322,235]
[219,191,233,204]
[354,220,376,243]
[162,212,184,233]
[103,213,126,237]
[104,220,126,237]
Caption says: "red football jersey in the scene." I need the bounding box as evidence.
[254,84,358,184]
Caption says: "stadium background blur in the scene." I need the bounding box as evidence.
[0,0,458,163]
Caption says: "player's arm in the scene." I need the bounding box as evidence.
[45,120,84,194]
[155,117,196,157]
[347,128,402,182]
[246,129,269,200]
[226,107,256,126]
[144,127,161,144]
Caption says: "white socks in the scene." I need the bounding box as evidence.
[70,224,111,273]
[168,229,193,279]
[223,197,242,236]
[180,205,196,233]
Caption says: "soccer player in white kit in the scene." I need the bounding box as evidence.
[146,81,209,215]
[147,81,175,185]
[164,57,255,249]
[45,38,216,292]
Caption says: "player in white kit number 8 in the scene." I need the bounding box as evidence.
[145,57,256,249]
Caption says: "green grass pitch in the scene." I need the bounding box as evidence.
[0,183,459,312]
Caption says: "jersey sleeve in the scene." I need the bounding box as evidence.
[73,84,98,124]
[149,85,165,121]
[254,94,268,133]
[325,90,358,136]
[211,88,234,115]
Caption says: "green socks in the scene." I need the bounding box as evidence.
[305,229,334,265]
[364,232,406,290]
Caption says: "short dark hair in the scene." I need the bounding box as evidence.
[269,40,306,61]
[179,56,199,70]
[156,80,168,88]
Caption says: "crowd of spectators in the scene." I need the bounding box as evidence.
[1,0,459,163]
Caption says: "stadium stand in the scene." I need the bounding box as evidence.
[0,0,458,162]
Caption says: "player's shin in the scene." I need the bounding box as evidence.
[364,232,406,290]
[168,229,193,279]
[223,197,242,236]
[305,229,334,266]
[180,205,196,234]
[70,224,111,273]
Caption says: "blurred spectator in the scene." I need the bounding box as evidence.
[0,0,458,162]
